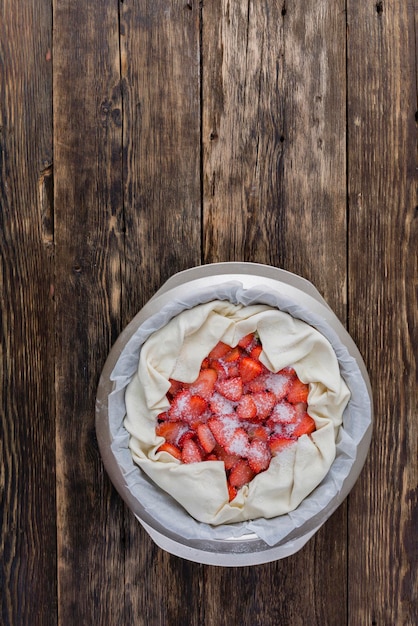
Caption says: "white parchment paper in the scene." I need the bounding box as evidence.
[107,281,372,546]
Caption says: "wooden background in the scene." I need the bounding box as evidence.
[1,1,416,624]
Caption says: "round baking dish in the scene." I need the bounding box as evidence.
[95,262,372,566]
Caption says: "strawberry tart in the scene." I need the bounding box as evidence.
[124,300,351,525]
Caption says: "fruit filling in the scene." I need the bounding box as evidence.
[155,332,316,501]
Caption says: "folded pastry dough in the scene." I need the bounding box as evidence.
[124,301,350,525]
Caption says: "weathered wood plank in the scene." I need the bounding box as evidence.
[347,1,417,624]
[202,0,347,319]
[202,2,348,624]
[119,2,202,622]
[120,0,202,325]
[0,2,56,625]
[53,1,126,623]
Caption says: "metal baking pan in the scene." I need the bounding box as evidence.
[95,262,372,566]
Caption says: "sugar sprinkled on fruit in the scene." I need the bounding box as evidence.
[156,332,316,500]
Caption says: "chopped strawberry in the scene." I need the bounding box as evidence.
[181,438,204,464]
[294,401,308,419]
[209,393,236,417]
[252,391,276,420]
[228,459,256,488]
[238,333,256,350]
[196,422,217,453]
[269,434,295,454]
[287,378,309,404]
[268,401,297,424]
[211,359,229,380]
[247,439,271,473]
[178,429,196,448]
[237,394,257,420]
[247,425,269,442]
[168,378,187,398]
[212,444,240,470]
[239,356,263,383]
[189,368,217,399]
[293,414,316,437]
[207,417,233,447]
[225,427,250,457]
[155,421,187,444]
[156,334,315,491]
[227,483,238,501]
[262,371,294,401]
[246,375,268,393]
[207,415,239,444]
[157,441,182,460]
[279,366,297,378]
[208,341,231,360]
[215,377,243,402]
[169,390,207,423]
[222,346,241,363]
[249,344,263,360]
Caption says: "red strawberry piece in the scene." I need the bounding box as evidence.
[269,434,295,455]
[206,453,219,461]
[207,417,249,457]
[228,459,256,488]
[168,378,187,398]
[249,344,263,360]
[222,346,241,363]
[238,333,256,350]
[246,375,268,393]
[157,441,182,460]
[252,391,276,420]
[208,341,232,360]
[247,439,271,474]
[209,393,236,417]
[287,378,309,404]
[169,390,207,423]
[189,368,218,399]
[247,424,269,442]
[196,422,217,453]
[207,416,239,447]
[181,438,204,464]
[279,366,297,377]
[155,421,188,445]
[293,414,316,437]
[178,429,196,448]
[225,362,241,378]
[227,483,238,502]
[215,376,243,402]
[211,359,229,380]
[294,401,308,419]
[212,444,240,470]
[268,401,297,424]
[237,394,257,420]
[156,410,169,421]
[200,357,210,369]
[262,371,294,401]
[225,427,250,457]
[239,356,263,383]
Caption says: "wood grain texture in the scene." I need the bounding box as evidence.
[0,2,56,625]
[203,4,348,622]
[120,0,202,325]
[53,0,126,623]
[119,3,202,622]
[1,0,417,624]
[347,1,417,624]
[202,0,347,319]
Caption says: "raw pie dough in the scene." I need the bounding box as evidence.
[124,301,351,525]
